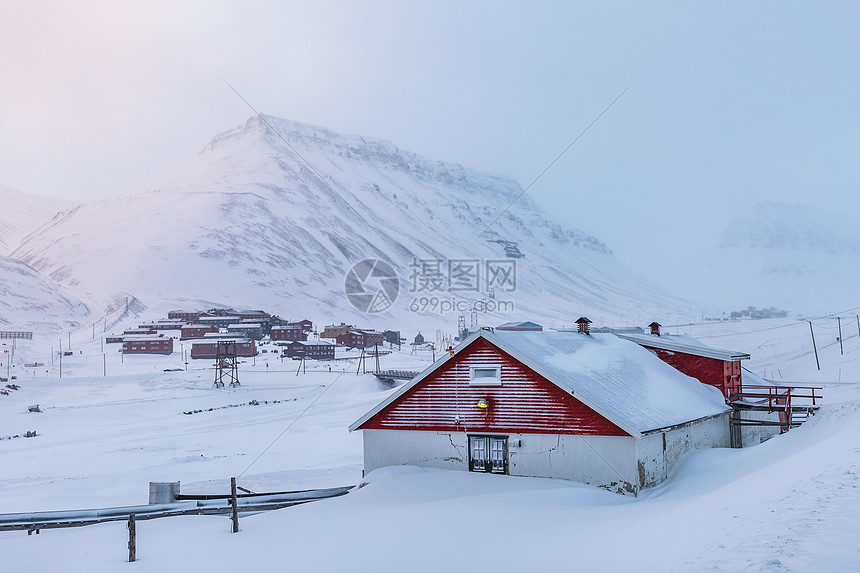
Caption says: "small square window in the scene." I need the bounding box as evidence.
[470,366,501,386]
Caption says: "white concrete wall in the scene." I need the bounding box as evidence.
[362,429,639,494]
[363,429,469,474]
[508,433,638,495]
[635,412,731,490]
[363,415,731,496]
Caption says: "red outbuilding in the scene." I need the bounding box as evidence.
[616,330,750,401]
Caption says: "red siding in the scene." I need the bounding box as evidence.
[360,338,628,436]
[645,347,739,400]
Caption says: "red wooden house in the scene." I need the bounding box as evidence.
[350,329,730,495]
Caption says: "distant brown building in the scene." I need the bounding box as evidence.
[181,324,218,340]
[321,323,353,339]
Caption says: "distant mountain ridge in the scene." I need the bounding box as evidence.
[670,202,860,313]
[10,115,685,329]
[0,183,67,255]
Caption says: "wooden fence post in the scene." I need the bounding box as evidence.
[231,477,239,533]
[128,513,136,562]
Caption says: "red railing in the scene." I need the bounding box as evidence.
[729,384,823,432]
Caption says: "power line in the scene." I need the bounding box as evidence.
[237,365,351,479]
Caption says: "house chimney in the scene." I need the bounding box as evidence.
[575,317,592,335]
[649,322,661,336]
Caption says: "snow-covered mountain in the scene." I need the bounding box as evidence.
[0,253,90,331]
[0,183,66,255]
[675,202,860,313]
[11,116,686,329]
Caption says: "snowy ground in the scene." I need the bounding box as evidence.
[1,317,859,571]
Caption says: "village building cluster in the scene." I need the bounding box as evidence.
[108,309,401,360]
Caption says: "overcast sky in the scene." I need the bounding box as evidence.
[2,1,858,286]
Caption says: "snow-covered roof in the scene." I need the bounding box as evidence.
[496,321,543,330]
[351,330,729,437]
[122,335,167,342]
[192,337,251,344]
[227,323,261,329]
[614,333,750,361]
[289,340,336,346]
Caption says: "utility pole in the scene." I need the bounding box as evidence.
[103,353,106,377]
[809,321,820,371]
[838,317,844,355]
[375,343,380,373]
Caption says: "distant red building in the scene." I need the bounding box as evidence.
[180,324,218,340]
[235,310,270,321]
[122,336,173,355]
[168,310,203,323]
[336,329,385,348]
[271,326,308,341]
[190,339,257,359]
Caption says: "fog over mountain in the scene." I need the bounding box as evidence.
[9,116,687,330]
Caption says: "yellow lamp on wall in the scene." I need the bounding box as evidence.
[477,398,489,409]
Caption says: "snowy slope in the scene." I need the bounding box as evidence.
[11,116,686,330]
[0,319,859,572]
[0,253,90,331]
[675,202,860,313]
[0,183,66,255]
